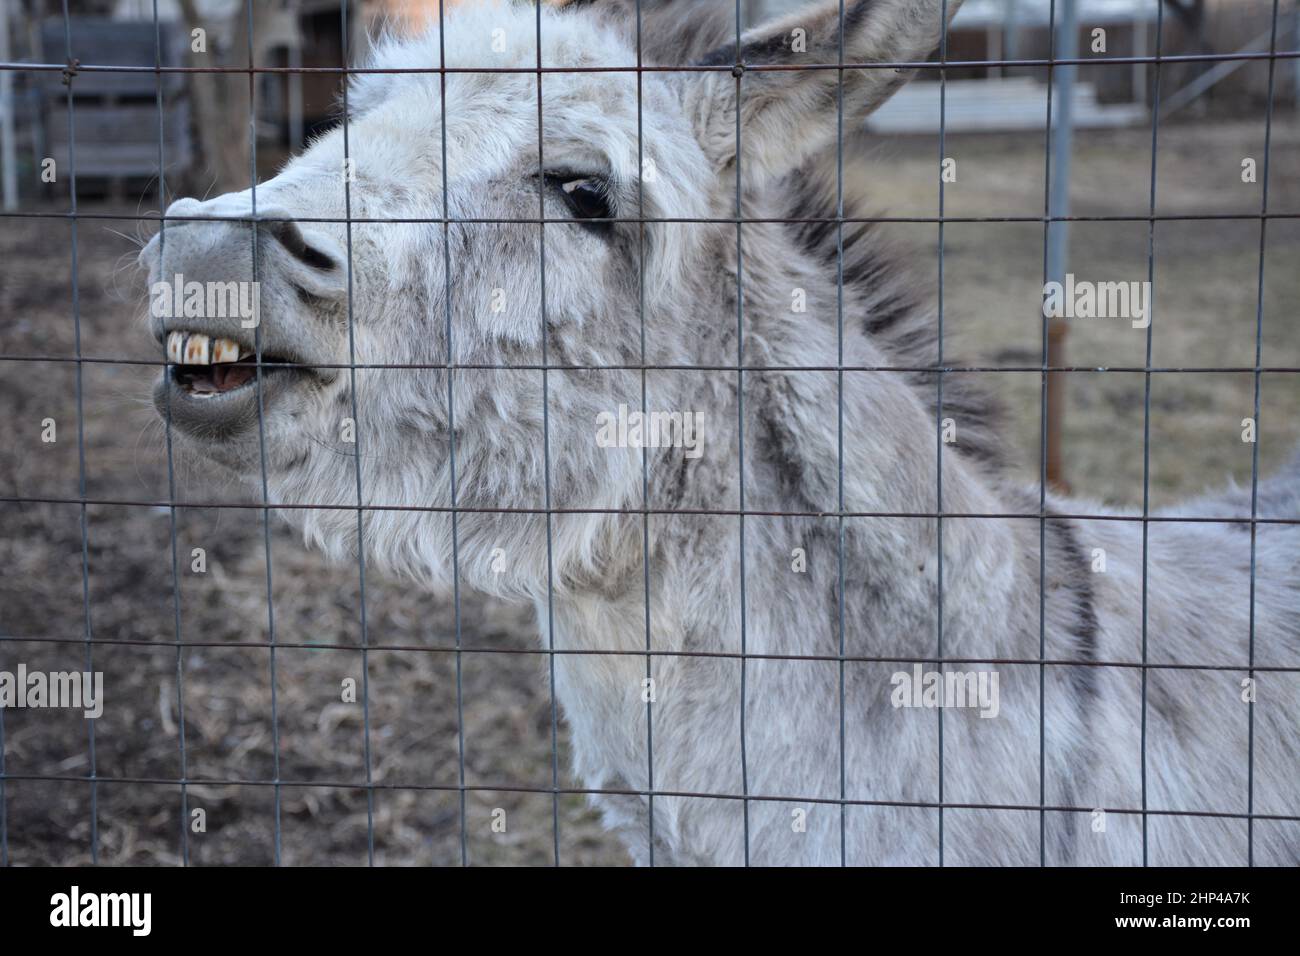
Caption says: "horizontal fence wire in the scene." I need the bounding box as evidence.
[4,494,1299,525]
[3,49,1300,74]
[3,633,1299,674]
[4,356,1300,373]
[5,210,1300,223]
[0,0,1294,866]
[0,770,1295,824]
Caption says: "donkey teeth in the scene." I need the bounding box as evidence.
[211,338,241,364]
[183,333,210,365]
[166,332,243,365]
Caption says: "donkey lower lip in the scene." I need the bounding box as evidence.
[153,357,317,440]
[170,358,298,397]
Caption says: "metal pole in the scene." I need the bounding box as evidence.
[1293,4,1299,111]
[1,0,18,211]
[1045,0,1077,492]
[287,0,304,152]
[1133,15,1146,106]
[1004,0,1021,67]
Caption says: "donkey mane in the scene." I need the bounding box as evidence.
[783,159,1007,470]
[578,0,1007,470]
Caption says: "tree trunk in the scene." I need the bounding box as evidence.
[178,0,276,194]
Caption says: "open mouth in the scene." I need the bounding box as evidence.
[153,328,327,440]
[165,330,295,397]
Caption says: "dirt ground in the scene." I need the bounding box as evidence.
[1,115,1298,865]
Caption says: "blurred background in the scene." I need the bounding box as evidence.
[0,0,1298,864]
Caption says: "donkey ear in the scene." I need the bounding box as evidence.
[687,0,963,180]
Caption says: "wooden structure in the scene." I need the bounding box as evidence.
[38,18,193,194]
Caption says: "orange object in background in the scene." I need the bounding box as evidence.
[377,0,459,33]
[379,0,552,34]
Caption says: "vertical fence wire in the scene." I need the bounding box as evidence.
[150,0,191,867]
[338,0,378,865]
[834,0,848,868]
[1038,0,1059,868]
[633,0,657,866]
[434,0,470,869]
[733,0,751,866]
[1139,0,1168,867]
[1246,0,1283,870]
[58,0,98,866]
[936,0,950,868]
[243,0,284,866]
[533,0,563,866]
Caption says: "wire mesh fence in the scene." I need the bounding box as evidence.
[0,0,1298,866]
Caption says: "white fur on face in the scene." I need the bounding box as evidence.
[171,4,723,595]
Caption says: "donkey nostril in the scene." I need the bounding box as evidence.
[262,218,338,271]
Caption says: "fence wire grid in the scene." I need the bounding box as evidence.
[0,0,1298,867]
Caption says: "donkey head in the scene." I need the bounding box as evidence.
[141,0,960,596]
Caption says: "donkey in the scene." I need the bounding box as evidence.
[140,0,1299,865]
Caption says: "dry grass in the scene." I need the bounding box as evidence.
[1,115,1297,865]
[856,116,1300,504]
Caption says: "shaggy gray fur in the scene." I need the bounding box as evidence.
[143,0,1299,865]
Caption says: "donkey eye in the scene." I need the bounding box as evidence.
[553,175,613,222]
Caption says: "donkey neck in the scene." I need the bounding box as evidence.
[705,205,1006,527]
[563,211,1015,660]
